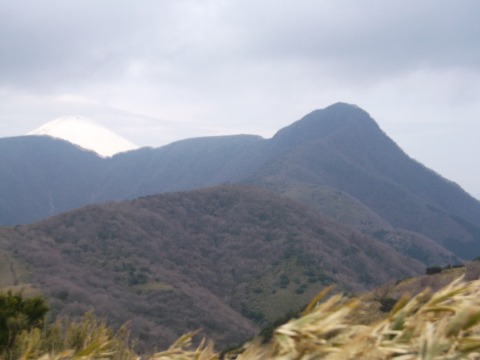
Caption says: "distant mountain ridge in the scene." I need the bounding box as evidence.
[1,102,480,259]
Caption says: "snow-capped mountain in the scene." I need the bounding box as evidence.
[28,116,138,157]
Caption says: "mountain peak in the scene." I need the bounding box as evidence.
[301,102,376,128]
[324,101,362,111]
[28,116,138,157]
[272,102,379,146]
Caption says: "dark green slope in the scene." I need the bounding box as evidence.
[1,185,423,349]
[0,136,103,225]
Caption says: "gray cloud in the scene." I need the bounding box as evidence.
[0,1,477,93]
[4,0,478,90]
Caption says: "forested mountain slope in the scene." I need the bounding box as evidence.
[0,186,428,349]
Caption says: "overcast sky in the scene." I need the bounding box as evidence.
[1,1,479,196]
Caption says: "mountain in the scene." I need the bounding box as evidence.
[1,103,480,260]
[0,185,426,349]
[28,116,138,157]
[249,104,480,259]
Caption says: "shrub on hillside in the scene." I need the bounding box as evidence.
[0,291,48,358]
[426,266,443,275]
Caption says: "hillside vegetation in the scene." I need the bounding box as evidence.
[0,185,427,350]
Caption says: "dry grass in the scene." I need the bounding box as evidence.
[10,313,135,360]
[13,275,480,359]
[237,276,480,359]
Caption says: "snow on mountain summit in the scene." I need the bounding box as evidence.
[28,116,138,157]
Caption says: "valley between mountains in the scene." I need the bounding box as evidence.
[1,102,480,350]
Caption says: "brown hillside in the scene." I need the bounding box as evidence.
[1,185,424,350]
